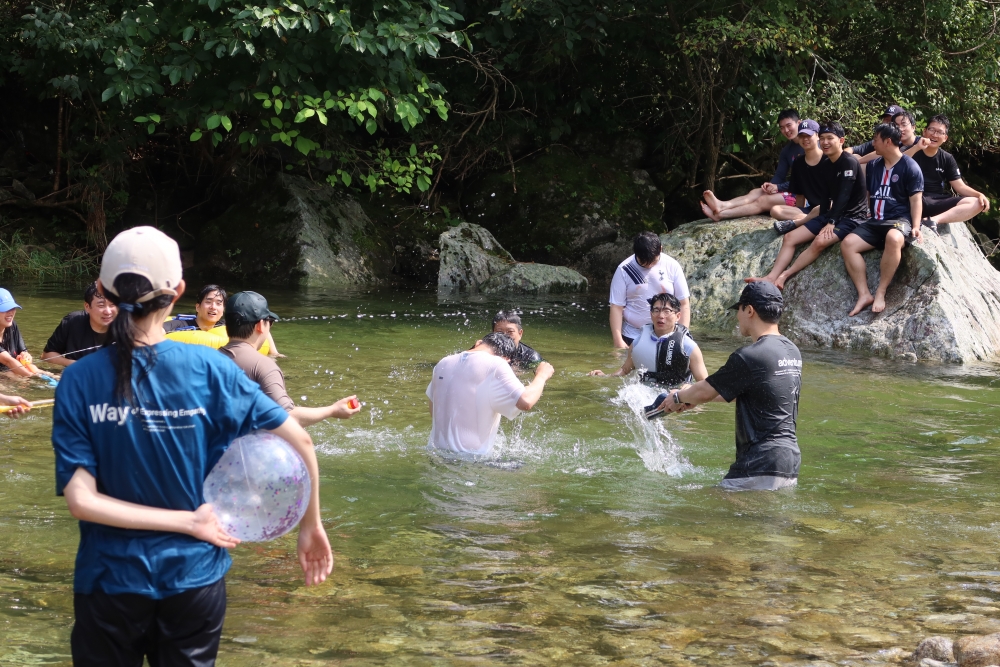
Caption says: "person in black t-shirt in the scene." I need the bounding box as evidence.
[848,104,904,157]
[661,282,801,491]
[768,122,869,290]
[903,114,990,230]
[492,310,543,371]
[700,109,805,221]
[41,282,118,367]
[855,109,920,167]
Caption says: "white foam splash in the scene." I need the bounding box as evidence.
[610,375,694,477]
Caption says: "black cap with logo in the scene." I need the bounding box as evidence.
[884,104,904,117]
[226,291,279,325]
[728,281,784,312]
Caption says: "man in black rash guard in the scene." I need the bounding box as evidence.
[766,122,868,290]
[848,105,903,157]
[903,114,990,230]
[700,109,804,221]
[661,282,802,491]
[491,311,543,371]
[41,282,118,367]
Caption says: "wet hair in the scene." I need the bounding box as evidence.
[492,310,523,330]
[873,122,903,147]
[479,331,517,359]
[819,121,845,138]
[648,292,681,312]
[103,274,175,404]
[928,113,951,134]
[197,284,227,305]
[226,320,257,340]
[892,109,915,128]
[633,231,662,265]
[84,281,99,305]
[778,109,800,123]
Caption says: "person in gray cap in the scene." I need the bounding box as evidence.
[651,282,802,491]
[219,291,361,426]
[847,104,905,157]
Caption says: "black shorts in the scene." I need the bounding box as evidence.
[850,219,914,250]
[802,217,860,240]
[71,578,226,667]
[622,334,634,347]
[923,195,962,217]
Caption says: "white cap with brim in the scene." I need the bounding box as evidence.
[99,226,183,304]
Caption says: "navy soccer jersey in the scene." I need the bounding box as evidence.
[866,154,924,222]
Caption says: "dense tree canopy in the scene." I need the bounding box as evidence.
[2,0,999,245]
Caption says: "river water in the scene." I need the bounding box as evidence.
[2,284,1000,666]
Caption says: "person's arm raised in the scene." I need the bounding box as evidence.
[267,417,333,586]
[904,138,930,158]
[516,362,554,411]
[63,467,239,547]
[290,395,361,427]
[609,305,628,349]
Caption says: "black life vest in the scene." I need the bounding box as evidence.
[642,323,694,387]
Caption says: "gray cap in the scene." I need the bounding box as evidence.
[226,291,279,325]
[729,281,783,311]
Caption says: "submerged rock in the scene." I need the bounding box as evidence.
[195,175,386,288]
[954,633,1000,666]
[582,216,1000,363]
[438,223,588,295]
[915,636,956,663]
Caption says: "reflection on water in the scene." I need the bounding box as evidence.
[1,284,1000,665]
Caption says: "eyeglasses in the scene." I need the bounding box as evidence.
[924,127,947,137]
[650,307,678,315]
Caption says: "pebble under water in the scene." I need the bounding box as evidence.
[2,284,1000,666]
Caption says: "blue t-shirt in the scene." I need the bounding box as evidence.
[52,340,288,598]
[866,154,924,222]
[770,141,805,193]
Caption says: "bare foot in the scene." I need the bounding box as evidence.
[872,293,887,314]
[700,201,720,222]
[743,276,775,284]
[703,190,723,216]
[773,274,788,290]
[848,294,875,317]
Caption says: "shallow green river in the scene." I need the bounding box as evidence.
[2,284,1000,666]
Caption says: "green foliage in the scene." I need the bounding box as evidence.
[0,233,101,281]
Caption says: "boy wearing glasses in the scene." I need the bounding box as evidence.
[904,114,990,231]
[589,293,708,387]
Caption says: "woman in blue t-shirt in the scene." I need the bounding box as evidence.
[52,226,332,666]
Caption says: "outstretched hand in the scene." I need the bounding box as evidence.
[332,395,362,419]
[0,394,31,418]
[534,361,555,381]
[587,370,606,376]
[298,522,334,586]
[189,504,240,548]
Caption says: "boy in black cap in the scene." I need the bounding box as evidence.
[219,291,361,426]
[651,282,802,491]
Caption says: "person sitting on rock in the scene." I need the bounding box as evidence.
[492,310,542,371]
[841,122,924,316]
[41,282,118,367]
[847,105,905,157]
[609,231,690,348]
[767,119,829,235]
[700,109,804,221]
[219,291,360,427]
[746,122,868,289]
[902,114,990,232]
[854,109,921,165]
[589,292,708,387]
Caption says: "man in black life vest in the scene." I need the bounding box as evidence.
[589,293,708,387]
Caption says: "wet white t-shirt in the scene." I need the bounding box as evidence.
[609,253,690,340]
[426,351,525,456]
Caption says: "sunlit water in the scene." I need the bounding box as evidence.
[2,284,1000,666]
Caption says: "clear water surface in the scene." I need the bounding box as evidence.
[2,284,1000,666]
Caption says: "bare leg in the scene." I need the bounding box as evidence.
[705,188,764,215]
[716,194,788,220]
[872,231,905,313]
[775,233,839,289]
[841,233,876,316]
[700,201,721,222]
[769,204,809,222]
[931,197,985,225]
[745,226,816,285]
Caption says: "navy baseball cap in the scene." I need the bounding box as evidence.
[729,281,784,311]
[226,291,279,325]
[884,105,904,117]
[797,119,820,136]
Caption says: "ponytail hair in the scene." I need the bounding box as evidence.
[103,273,174,404]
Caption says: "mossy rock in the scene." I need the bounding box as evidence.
[461,147,664,265]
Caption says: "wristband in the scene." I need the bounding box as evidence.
[673,392,682,404]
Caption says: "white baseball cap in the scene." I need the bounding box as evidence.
[99,226,183,303]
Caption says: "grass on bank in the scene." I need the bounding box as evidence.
[0,233,99,281]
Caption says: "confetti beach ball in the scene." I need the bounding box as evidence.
[204,432,310,542]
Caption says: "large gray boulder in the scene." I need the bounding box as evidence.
[581,216,1000,363]
[195,175,386,288]
[438,223,588,295]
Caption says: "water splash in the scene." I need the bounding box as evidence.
[610,375,694,476]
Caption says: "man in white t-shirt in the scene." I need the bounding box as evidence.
[609,231,691,348]
[427,333,555,457]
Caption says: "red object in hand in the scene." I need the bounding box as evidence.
[348,398,360,410]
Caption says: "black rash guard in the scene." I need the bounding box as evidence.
[816,152,868,224]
